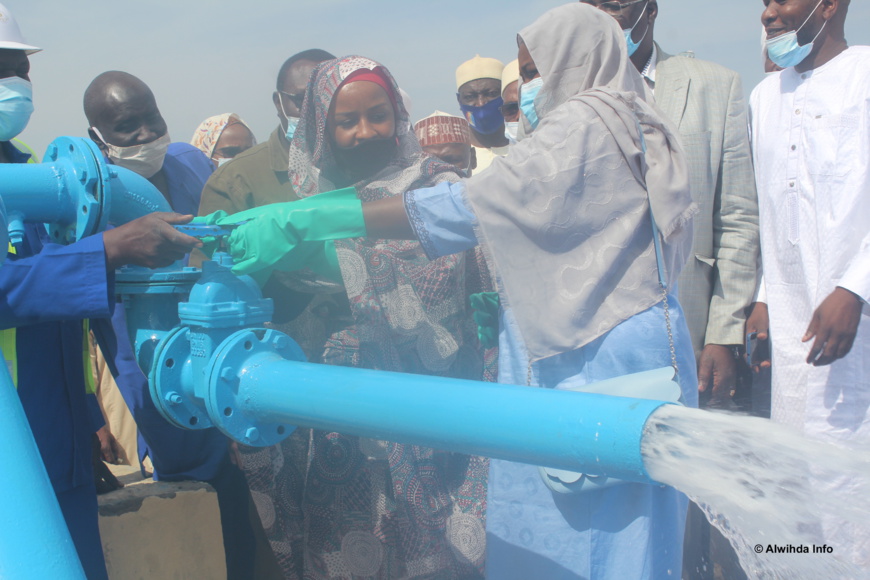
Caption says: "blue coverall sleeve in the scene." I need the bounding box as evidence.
[0,233,114,329]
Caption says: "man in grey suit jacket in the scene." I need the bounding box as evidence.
[582,0,759,403]
[582,2,759,578]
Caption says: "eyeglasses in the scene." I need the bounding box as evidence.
[458,89,502,106]
[279,90,305,111]
[594,0,646,15]
[499,102,519,119]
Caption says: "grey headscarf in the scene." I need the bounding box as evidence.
[463,3,696,362]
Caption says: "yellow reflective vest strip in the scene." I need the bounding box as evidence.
[1,325,16,385]
[1,141,96,394]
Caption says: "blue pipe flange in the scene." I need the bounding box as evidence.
[150,326,214,431]
[205,328,305,447]
[41,136,109,244]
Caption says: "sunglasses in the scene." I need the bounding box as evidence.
[499,102,519,119]
[279,90,305,111]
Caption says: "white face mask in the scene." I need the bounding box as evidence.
[504,121,519,144]
[215,156,233,167]
[92,127,170,179]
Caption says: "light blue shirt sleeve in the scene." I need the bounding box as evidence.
[404,181,478,259]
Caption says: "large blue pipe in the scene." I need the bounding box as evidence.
[224,352,671,482]
[0,361,86,579]
[0,137,169,246]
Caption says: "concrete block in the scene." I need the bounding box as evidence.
[98,465,226,580]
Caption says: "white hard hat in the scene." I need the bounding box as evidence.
[0,3,40,55]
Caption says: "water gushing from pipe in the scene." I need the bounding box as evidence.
[642,405,870,578]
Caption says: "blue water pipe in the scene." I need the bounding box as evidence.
[0,355,87,580]
[0,189,86,579]
[123,253,676,484]
[0,136,169,248]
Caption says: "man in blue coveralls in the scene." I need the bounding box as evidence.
[84,71,257,579]
[0,5,204,577]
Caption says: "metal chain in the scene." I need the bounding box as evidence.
[661,282,678,376]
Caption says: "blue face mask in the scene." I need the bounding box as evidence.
[278,92,300,141]
[284,116,299,141]
[623,1,650,57]
[458,96,505,135]
[0,77,34,142]
[765,0,827,69]
[519,77,543,131]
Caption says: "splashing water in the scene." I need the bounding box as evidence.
[642,404,870,579]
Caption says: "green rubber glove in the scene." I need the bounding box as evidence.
[220,187,366,276]
[190,212,229,226]
[258,240,342,282]
[470,291,500,349]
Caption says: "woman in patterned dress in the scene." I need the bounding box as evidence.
[237,56,493,580]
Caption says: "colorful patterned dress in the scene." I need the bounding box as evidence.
[239,56,494,580]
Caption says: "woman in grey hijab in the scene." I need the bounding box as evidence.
[218,3,698,578]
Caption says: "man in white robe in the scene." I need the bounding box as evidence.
[748,0,870,565]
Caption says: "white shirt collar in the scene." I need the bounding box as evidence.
[641,44,657,89]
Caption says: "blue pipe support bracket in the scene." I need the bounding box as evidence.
[0,350,86,579]
[0,136,170,247]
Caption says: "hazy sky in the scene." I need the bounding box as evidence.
[13,0,870,156]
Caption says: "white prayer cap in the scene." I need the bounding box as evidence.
[501,59,519,96]
[456,55,504,89]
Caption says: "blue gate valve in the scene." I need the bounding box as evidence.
[147,252,304,446]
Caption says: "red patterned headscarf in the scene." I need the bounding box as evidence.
[287,56,425,199]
